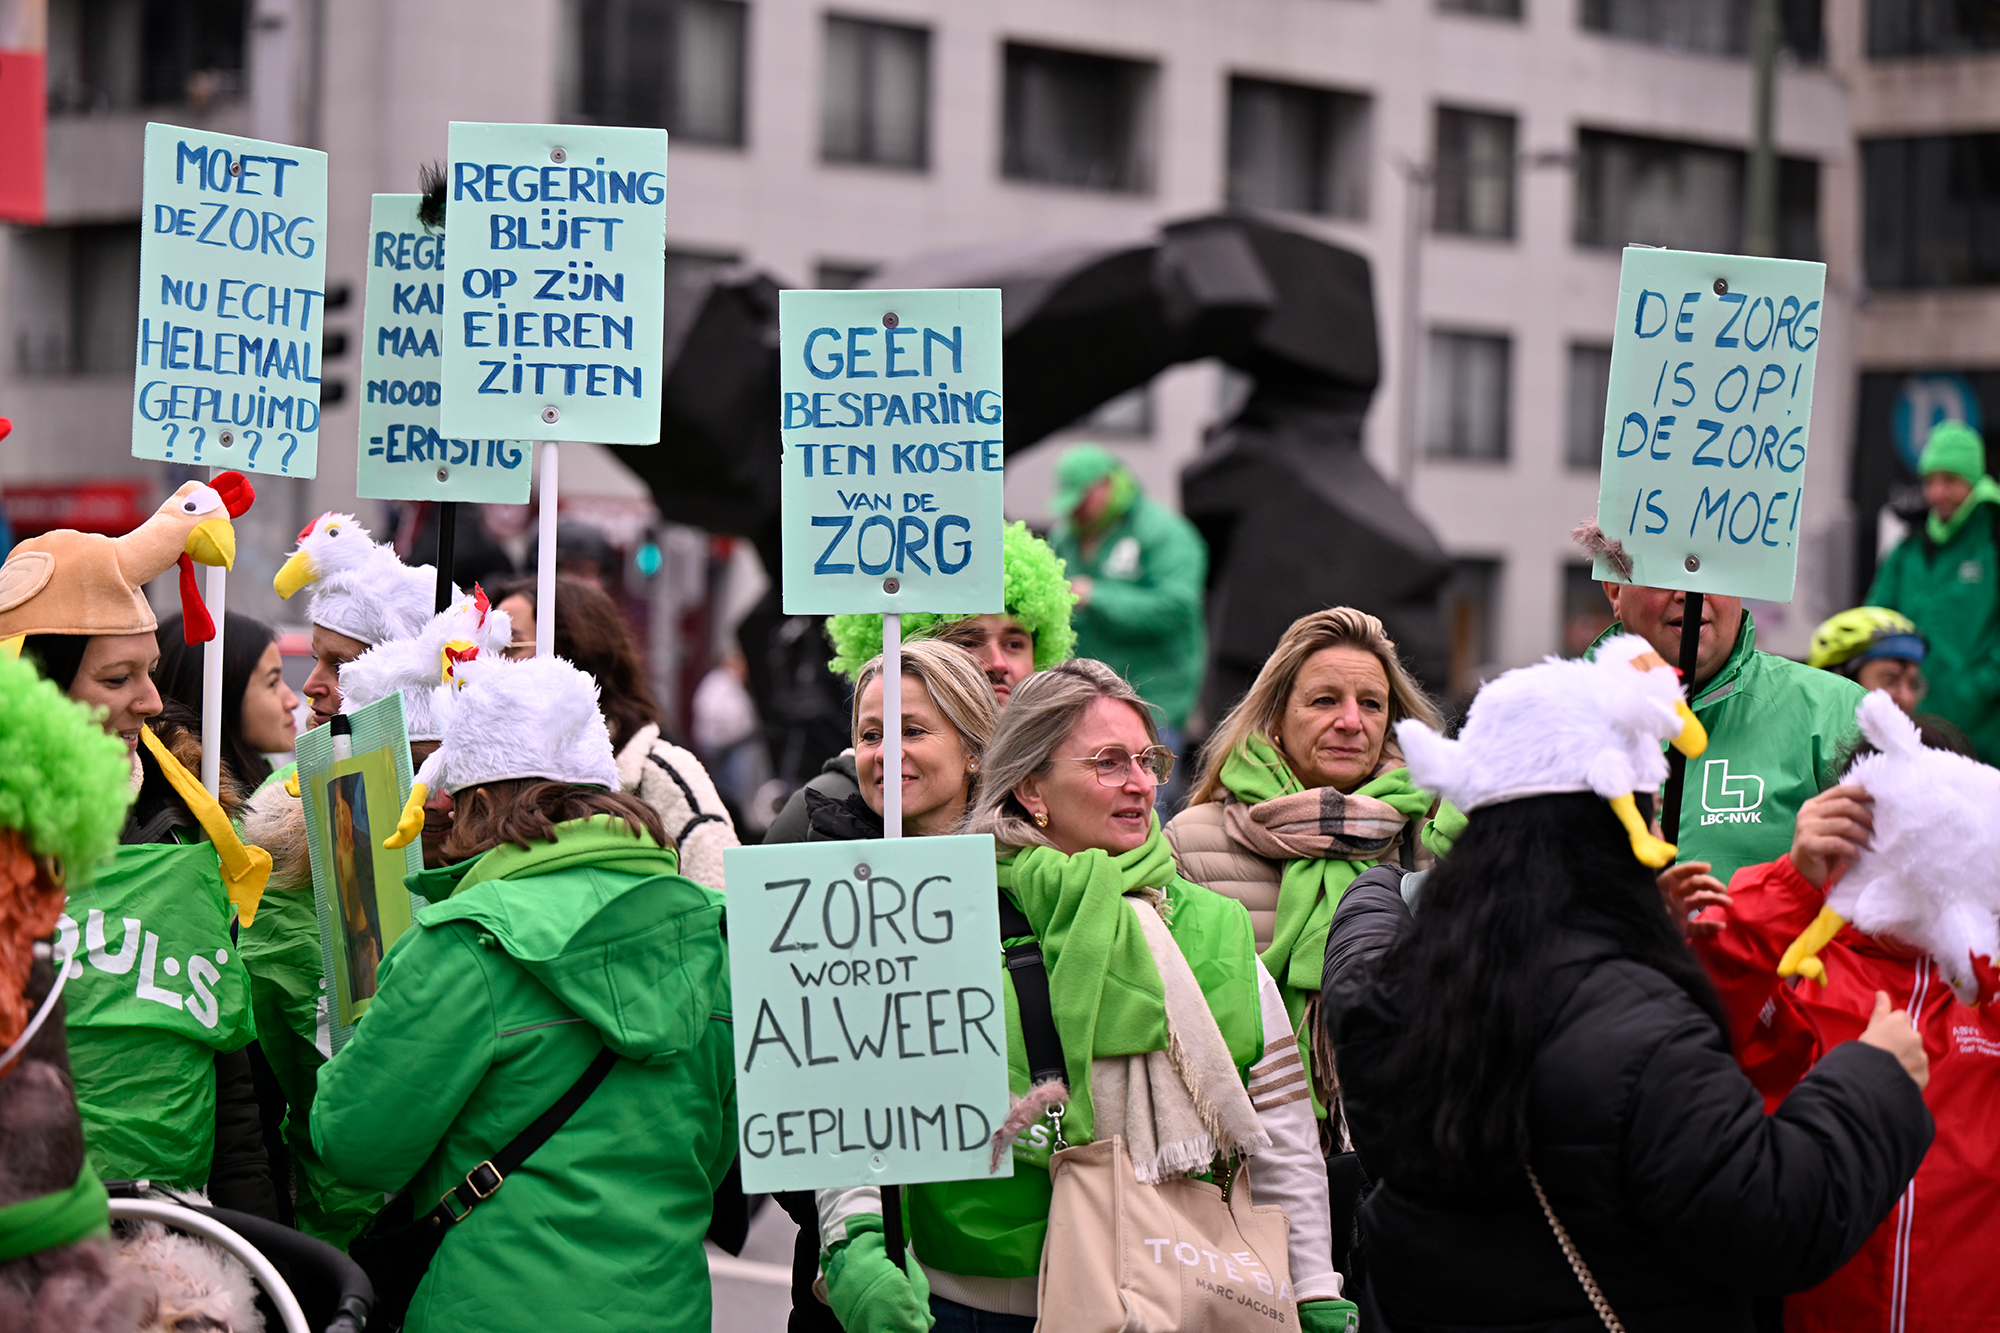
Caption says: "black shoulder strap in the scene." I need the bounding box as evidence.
[999,892,1067,1087]
[425,1045,620,1229]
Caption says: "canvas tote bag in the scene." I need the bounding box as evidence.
[1037,1135,1295,1333]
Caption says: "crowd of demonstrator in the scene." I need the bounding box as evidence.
[0,432,1994,1333]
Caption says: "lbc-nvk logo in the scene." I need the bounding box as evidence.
[1699,759,1765,825]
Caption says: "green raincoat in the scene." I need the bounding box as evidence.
[60,841,255,1187]
[1866,480,2000,763]
[312,817,734,1333]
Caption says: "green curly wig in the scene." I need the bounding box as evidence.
[0,653,134,880]
[826,521,1079,682]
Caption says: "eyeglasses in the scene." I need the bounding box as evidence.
[1062,745,1175,786]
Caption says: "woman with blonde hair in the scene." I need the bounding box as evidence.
[1166,607,1457,1121]
[812,658,1350,1333]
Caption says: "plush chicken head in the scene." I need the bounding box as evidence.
[1778,691,2000,1004]
[338,585,512,746]
[1397,634,1707,868]
[273,512,381,600]
[274,513,437,649]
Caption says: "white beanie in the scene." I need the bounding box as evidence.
[338,587,514,741]
[275,512,437,647]
[416,654,620,796]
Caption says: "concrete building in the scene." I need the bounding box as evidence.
[5,0,1992,693]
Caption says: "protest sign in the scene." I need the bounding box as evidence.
[439,122,667,444]
[357,194,533,504]
[725,834,1013,1193]
[778,288,1005,615]
[131,123,327,478]
[298,694,425,1047]
[1592,247,1827,603]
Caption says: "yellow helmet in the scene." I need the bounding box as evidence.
[1807,607,1925,671]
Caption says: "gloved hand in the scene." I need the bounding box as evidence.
[1298,1298,1360,1333]
[821,1213,934,1333]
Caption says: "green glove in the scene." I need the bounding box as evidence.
[822,1213,934,1333]
[1298,1299,1360,1333]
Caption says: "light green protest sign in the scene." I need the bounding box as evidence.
[131,122,328,477]
[1592,246,1827,602]
[357,195,533,503]
[779,288,1005,615]
[725,835,1013,1193]
[439,122,667,445]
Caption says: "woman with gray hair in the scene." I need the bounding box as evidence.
[812,659,1350,1333]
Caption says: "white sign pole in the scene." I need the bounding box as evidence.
[882,615,902,838]
[201,561,225,796]
[535,440,559,659]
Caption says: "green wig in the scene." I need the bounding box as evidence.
[826,521,1079,682]
[0,653,134,881]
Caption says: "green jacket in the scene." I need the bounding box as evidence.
[907,874,1261,1279]
[1049,495,1209,729]
[1866,496,2000,763]
[61,841,255,1188]
[312,818,734,1333]
[1594,613,1863,886]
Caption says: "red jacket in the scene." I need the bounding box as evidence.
[1695,856,2000,1333]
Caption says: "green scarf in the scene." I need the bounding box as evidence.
[0,1162,109,1260]
[995,817,1180,1143]
[1927,474,2000,545]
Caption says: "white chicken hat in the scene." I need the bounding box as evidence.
[338,585,514,742]
[273,512,435,648]
[383,653,620,849]
[1396,634,1709,868]
[1779,691,2000,1004]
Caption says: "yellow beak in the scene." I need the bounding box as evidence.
[274,550,318,599]
[384,782,429,850]
[1670,701,1708,758]
[186,516,236,570]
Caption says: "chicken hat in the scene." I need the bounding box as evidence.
[273,512,436,647]
[382,653,619,848]
[1778,691,2000,1004]
[338,585,514,742]
[1395,635,1709,868]
[0,474,253,648]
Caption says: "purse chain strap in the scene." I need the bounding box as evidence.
[1525,1164,1626,1333]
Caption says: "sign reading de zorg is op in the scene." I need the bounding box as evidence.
[778,288,1005,615]
[131,123,328,477]
[440,122,668,445]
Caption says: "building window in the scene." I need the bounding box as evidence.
[822,17,928,170]
[1561,562,1615,656]
[1580,0,1824,60]
[1073,383,1153,438]
[1002,43,1157,194]
[1575,128,1820,259]
[664,247,740,288]
[572,0,747,145]
[1868,0,2000,56]
[44,0,247,113]
[1425,330,1511,461]
[1441,0,1522,16]
[1442,559,1501,703]
[8,223,140,376]
[1567,344,1613,471]
[1433,107,1517,239]
[1864,134,2000,290]
[1226,78,1369,219]
[815,261,876,289]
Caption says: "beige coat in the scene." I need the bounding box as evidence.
[1163,801,1285,949]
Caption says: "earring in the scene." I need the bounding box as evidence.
[967,760,978,773]
[1033,810,1049,828]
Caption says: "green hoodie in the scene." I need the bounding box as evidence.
[312,817,734,1333]
[1592,612,1863,886]
[1867,482,2000,763]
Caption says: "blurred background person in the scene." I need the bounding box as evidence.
[693,648,770,816]
[1807,606,1929,716]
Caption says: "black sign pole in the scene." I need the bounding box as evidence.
[435,501,458,613]
[1661,590,1704,844]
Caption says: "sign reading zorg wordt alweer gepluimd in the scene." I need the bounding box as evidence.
[356,194,532,504]
[131,123,329,478]
[778,288,1005,615]
[439,122,668,445]
[724,835,1013,1193]
[1592,246,1828,604]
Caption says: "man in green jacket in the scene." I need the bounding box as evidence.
[1594,588,1863,887]
[1866,419,2000,763]
[1046,445,1208,795]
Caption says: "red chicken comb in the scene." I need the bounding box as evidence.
[210,471,255,518]
[472,583,490,623]
[0,418,12,444]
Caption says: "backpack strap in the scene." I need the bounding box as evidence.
[427,1045,620,1228]
[998,892,1067,1089]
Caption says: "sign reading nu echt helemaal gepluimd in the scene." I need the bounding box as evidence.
[724,835,1013,1193]
[131,123,328,477]
[1593,247,1827,604]
[440,122,667,444]
[778,288,1005,615]
[356,195,532,504]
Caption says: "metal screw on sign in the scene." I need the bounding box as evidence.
[550,147,568,164]
[1713,277,1728,295]
[229,160,241,176]
[854,864,871,880]
[1685,555,1702,572]
[541,406,561,425]
[882,577,899,593]
[218,430,234,447]
[437,468,449,482]
[883,312,899,328]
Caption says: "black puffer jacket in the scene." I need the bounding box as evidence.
[1323,877,1932,1333]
